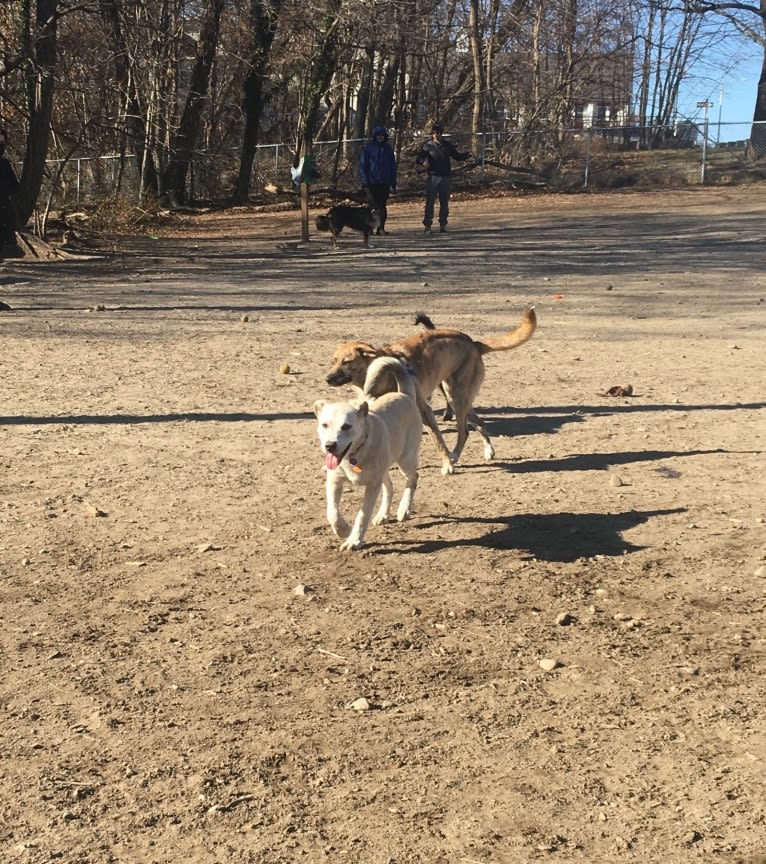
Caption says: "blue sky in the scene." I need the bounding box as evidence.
[676,33,762,142]
[680,56,760,132]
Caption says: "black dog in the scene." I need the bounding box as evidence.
[315,205,381,248]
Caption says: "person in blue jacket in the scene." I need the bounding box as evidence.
[359,126,397,234]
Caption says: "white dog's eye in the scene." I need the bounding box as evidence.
[341,423,351,431]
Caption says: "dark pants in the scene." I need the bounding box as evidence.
[364,184,390,231]
[423,174,452,228]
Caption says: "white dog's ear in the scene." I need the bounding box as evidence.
[313,399,326,417]
[358,401,369,418]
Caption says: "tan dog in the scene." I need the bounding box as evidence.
[314,357,421,552]
[326,306,536,474]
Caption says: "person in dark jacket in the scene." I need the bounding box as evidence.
[0,128,20,247]
[415,123,473,234]
[359,125,397,234]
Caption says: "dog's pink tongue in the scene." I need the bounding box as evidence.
[324,452,341,470]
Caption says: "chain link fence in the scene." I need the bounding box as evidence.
[38,121,766,210]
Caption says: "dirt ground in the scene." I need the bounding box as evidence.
[1,186,765,864]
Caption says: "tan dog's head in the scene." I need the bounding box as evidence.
[326,342,381,388]
[314,399,369,470]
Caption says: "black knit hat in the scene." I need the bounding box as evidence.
[431,123,443,133]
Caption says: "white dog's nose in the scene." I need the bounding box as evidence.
[325,442,337,453]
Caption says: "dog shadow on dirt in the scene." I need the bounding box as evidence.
[389,506,686,562]
[482,447,728,474]
[480,400,766,426]
[435,401,766,445]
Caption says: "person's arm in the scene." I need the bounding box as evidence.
[448,141,472,162]
[359,147,369,187]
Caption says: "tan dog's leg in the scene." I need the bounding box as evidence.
[467,407,495,460]
[447,404,494,464]
[442,384,476,465]
[443,363,490,465]
[443,398,493,456]
[415,389,454,475]
[450,414,469,465]
[395,459,419,522]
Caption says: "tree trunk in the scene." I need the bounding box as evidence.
[296,0,343,240]
[298,0,343,155]
[748,1,766,158]
[163,0,224,206]
[558,0,577,133]
[374,59,399,129]
[14,0,58,228]
[234,0,283,203]
[468,0,485,136]
[99,0,154,199]
[351,45,374,141]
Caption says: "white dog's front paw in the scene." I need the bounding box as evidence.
[372,513,389,527]
[339,536,363,552]
[483,443,495,460]
[441,459,455,476]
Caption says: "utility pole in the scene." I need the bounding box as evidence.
[716,84,723,145]
[697,100,713,184]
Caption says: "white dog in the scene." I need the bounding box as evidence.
[314,357,422,551]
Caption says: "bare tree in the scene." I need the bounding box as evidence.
[98,0,154,188]
[13,0,58,227]
[632,0,703,144]
[682,0,766,156]
[162,0,225,205]
[295,0,343,160]
[3,0,765,220]
[234,0,283,202]
[467,0,486,134]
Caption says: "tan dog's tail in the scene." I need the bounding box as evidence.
[474,306,537,355]
[363,356,417,402]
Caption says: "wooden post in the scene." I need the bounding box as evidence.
[300,181,309,241]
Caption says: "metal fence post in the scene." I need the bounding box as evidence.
[697,100,712,184]
[583,129,593,189]
[275,143,279,186]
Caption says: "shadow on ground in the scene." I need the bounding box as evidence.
[386,507,686,562]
